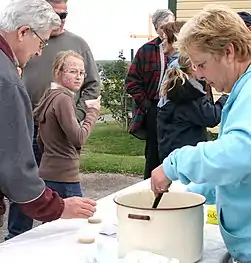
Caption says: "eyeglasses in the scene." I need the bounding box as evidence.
[31,29,48,50]
[56,11,68,20]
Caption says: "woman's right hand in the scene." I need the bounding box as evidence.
[85,96,101,112]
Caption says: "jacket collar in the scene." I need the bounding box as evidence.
[148,37,162,46]
[0,34,19,67]
[50,82,75,97]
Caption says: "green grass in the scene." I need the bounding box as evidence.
[80,122,145,174]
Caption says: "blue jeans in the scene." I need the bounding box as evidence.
[6,181,83,240]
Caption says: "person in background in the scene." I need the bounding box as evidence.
[34,50,100,199]
[157,20,185,108]
[237,11,251,30]
[157,54,227,163]
[6,0,101,240]
[0,0,96,234]
[151,5,251,262]
[125,9,175,180]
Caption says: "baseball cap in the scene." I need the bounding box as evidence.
[237,11,251,27]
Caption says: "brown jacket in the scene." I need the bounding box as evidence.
[34,83,99,182]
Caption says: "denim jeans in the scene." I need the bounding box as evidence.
[6,124,83,241]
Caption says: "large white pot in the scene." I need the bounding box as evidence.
[114,189,206,263]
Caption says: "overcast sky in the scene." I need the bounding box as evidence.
[1,0,169,60]
[66,0,169,60]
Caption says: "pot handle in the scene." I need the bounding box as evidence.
[128,213,150,221]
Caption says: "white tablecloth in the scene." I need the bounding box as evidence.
[0,180,227,262]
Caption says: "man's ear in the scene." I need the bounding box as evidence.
[248,25,251,31]
[17,26,30,42]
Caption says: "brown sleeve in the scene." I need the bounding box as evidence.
[20,187,64,222]
[54,94,99,149]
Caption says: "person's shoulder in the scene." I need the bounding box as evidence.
[140,37,160,49]
[62,30,90,51]
[53,91,74,106]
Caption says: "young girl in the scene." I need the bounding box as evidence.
[34,50,100,198]
[157,54,228,163]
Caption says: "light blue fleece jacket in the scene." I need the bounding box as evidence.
[186,182,216,204]
[162,65,251,262]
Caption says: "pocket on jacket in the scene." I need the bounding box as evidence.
[218,207,251,261]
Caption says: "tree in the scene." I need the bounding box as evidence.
[101,50,132,129]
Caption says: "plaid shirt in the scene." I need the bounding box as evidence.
[125,37,166,139]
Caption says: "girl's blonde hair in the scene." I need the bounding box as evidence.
[52,50,84,78]
[177,5,251,61]
[161,55,192,97]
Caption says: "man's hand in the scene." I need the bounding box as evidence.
[151,164,172,196]
[85,95,101,112]
[61,197,97,219]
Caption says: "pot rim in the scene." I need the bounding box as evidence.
[113,192,206,211]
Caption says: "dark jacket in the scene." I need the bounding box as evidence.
[125,37,166,140]
[157,78,228,162]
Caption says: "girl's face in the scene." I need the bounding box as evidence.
[58,56,85,92]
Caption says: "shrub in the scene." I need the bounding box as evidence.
[101,50,132,129]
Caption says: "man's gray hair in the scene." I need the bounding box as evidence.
[0,0,61,34]
[152,9,175,29]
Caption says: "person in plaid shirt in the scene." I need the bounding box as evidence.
[125,9,175,180]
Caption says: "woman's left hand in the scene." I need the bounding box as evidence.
[151,164,172,196]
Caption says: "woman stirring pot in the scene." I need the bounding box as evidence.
[151,5,251,263]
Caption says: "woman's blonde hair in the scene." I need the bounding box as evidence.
[52,50,84,78]
[177,5,251,61]
[161,55,192,97]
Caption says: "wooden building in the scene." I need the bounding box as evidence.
[168,0,251,20]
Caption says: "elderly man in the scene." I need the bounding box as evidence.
[125,9,175,180]
[0,0,96,238]
[151,5,251,262]
[6,0,101,240]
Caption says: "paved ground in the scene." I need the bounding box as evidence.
[0,173,142,243]
[97,114,114,123]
